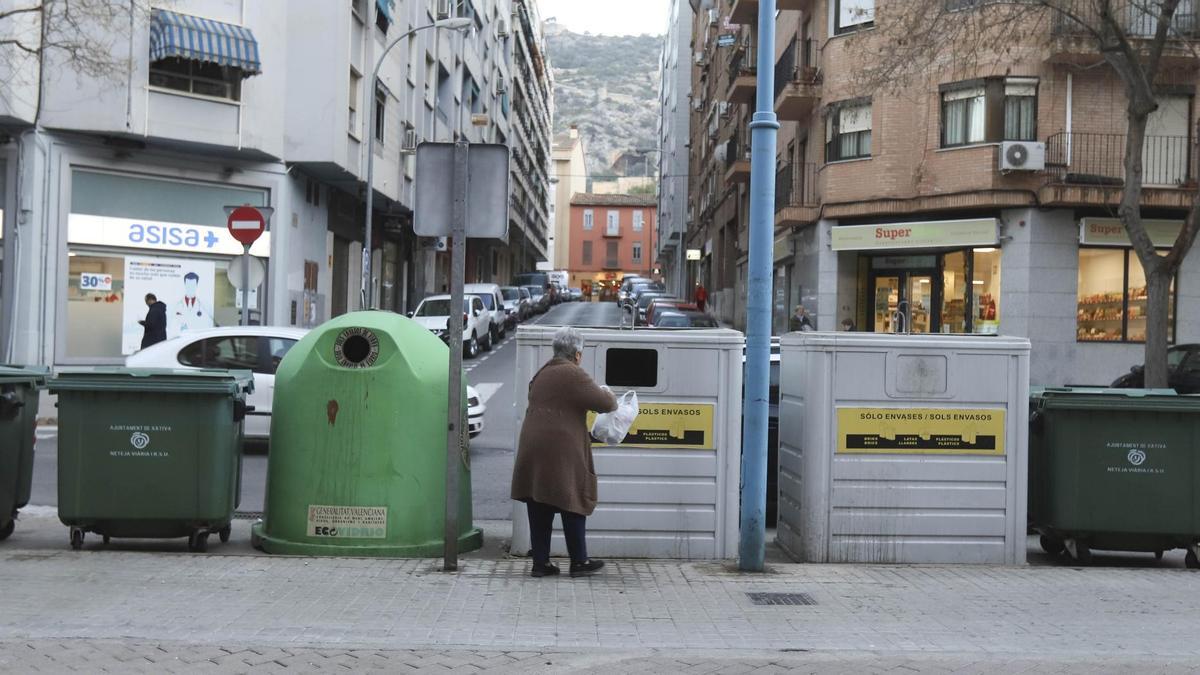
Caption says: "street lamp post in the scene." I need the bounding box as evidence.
[362,17,473,310]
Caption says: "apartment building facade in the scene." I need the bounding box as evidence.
[658,0,695,297]
[0,0,543,366]
[551,126,588,270]
[686,0,1200,386]
[568,194,658,298]
[484,0,553,282]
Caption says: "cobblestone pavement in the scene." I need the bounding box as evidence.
[2,640,1197,673]
[3,513,1199,672]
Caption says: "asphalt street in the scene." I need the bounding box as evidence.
[28,300,625,521]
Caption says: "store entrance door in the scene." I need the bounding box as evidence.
[871,269,938,334]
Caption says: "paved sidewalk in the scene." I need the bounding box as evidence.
[3,510,1199,672]
[2,639,1196,673]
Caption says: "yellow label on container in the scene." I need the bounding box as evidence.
[588,403,715,449]
[837,407,1006,455]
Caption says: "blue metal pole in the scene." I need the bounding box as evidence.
[738,0,779,572]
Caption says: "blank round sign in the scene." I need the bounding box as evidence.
[226,254,266,290]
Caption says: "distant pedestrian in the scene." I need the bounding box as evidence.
[694,283,708,313]
[790,305,814,332]
[138,293,168,349]
[511,326,617,579]
[841,317,856,332]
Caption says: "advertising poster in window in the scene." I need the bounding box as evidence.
[121,256,216,354]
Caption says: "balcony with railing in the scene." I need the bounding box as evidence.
[730,0,809,25]
[1040,131,1197,208]
[774,38,822,121]
[1049,1,1200,64]
[724,39,757,105]
[723,133,751,184]
[774,162,820,227]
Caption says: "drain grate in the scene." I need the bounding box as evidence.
[233,511,263,520]
[746,592,816,606]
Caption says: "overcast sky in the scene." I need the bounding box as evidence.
[538,0,670,37]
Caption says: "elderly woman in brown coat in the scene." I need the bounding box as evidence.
[511,326,617,578]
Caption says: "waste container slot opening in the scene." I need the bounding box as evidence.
[605,348,658,388]
[341,335,373,365]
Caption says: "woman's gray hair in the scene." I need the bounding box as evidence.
[552,326,585,361]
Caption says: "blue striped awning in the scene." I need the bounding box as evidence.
[149,8,261,76]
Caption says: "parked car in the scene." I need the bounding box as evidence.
[126,326,305,440]
[568,287,584,302]
[651,310,720,328]
[513,272,549,293]
[617,276,650,305]
[126,325,488,441]
[1111,344,1200,393]
[410,294,493,357]
[645,298,697,326]
[524,285,549,313]
[500,286,528,324]
[628,282,666,309]
[464,283,508,342]
[633,291,671,325]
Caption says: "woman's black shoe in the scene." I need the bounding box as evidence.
[569,559,605,577]
[531,562,560,578]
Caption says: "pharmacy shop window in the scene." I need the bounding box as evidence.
[1077,248,1176,343]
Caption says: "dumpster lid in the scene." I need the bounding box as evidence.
[1031,386,1200,411]
[49,367,254,395]
[0,365,50,386]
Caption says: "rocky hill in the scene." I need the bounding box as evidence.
[544,21,662,178]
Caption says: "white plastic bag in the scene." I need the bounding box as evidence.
[591,391,639,445]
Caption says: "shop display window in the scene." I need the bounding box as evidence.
[941,251,967,333]
[66,250,251,359]
[972,248,1001,334]
[1077,248,1175,342]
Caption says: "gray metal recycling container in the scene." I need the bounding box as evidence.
[511,326,744,559]
[777,333,1031,565]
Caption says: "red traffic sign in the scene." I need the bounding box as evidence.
[227,206,267,246]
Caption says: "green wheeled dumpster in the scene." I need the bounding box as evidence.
[0,365,49,541]
[50,368,253,552]
[252,311,482,557]
[1029,387,1200,568]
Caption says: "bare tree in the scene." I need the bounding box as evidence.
[858,0,1200,388]
[1,0,147,106]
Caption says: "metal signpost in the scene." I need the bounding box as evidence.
[739,0,779,572]
[225,206,272,326]
[414,142,509,571]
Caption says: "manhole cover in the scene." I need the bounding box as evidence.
[746,592,816,606]
[234,511,263,520]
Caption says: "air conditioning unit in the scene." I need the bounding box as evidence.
[694,51,708,66]
[719,101,730,118]
[999,141,1046,172]
[693,99,704,112]
[496,19,510,39]
[708,8,718,25]
[436,0,452,20]
[401,127,418,154]
[494,78,506,96]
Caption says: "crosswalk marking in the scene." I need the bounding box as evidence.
[473,383,503,405]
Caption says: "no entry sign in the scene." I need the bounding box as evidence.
[227,206,267,246]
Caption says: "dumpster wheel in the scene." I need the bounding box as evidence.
[218,524,232,544]
[69,527,84,550]
[1187,549,1199,570]
[1039,534,1065,556]
[188,530,209,553]
[0,518,14,541]
[1066,539,1092,566]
